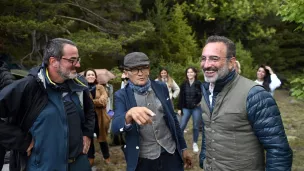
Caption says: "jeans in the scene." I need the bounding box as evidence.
[180,106,202,143]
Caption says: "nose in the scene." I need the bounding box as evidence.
[201,59,212,69]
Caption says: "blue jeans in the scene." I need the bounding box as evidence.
[180,106,202,143]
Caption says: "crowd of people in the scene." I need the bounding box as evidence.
[0,36,292,171]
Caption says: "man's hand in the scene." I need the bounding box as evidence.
[182,150,193,169]
[82,136,91,154]
[125,107,155,125]
[26,139,34,156]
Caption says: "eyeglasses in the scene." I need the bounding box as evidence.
[61,57,81,65]
[125,66,149,75]
[201,56,226,63]
[121,78,129,81]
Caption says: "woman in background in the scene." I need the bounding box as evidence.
[84,68,111,166]
[255,65,281,96]
[155,68,180,102]
[177,67,202,153]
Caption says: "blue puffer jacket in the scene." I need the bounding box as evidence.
[199,72,293,171]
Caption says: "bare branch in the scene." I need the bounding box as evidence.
[63,2,119,26]
[56,15,109,33]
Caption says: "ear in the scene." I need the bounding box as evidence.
[123,70,129,78]
[229,57,236,70]
[49,57,59,68]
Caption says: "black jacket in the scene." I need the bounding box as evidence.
[0,66,95,171]
[0,61,14,90]
[178,80,202,110]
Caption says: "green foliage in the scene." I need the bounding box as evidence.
[290,77,304,100]
[278,0,304,30]
[146,0,199,63]
[235,41,256,79]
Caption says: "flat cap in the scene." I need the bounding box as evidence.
[123,52,150,68]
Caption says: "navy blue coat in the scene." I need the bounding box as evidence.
[112,80,187,171]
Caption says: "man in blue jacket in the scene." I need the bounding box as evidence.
[112,52,192,171]
[199,36,293,171]
[0,38,95,171]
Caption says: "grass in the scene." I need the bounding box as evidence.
[93,90,304,171]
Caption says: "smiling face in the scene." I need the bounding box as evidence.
[160,70,168,79]
[85,70,97,83]
[124,65,150,86]
[187,68,196,80]
[257,67,266,80]
[201,42,235,83]
[57,44,80,80]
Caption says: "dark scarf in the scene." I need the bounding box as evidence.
[128,79,151,95]
[203,70,236,113]
[88,83,96,98]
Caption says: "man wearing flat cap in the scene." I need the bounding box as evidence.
[112,52,192,171]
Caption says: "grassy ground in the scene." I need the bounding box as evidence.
[93,89,303,171]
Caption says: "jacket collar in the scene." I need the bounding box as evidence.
[32,66,87,92]
[203,70,236,94]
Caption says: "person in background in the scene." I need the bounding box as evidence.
[255,65,281,96]
[155,68,180,103]
[234,60,241,74]
[0,60,14,170]
[0,38,95,171]
[177,67,202,153]
[112,52,192,171]
[121,72,129,89]
[84,68,111,165]
[199,35,292,171]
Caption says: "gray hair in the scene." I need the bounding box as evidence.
[205,36,236,59]
[43,38,76,66]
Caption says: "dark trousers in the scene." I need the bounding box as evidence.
[0,145,6,170]
[68,155,91,171]
[87,138,110,159]
[135,151,184,171]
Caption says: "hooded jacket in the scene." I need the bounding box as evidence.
[0,66,95,171]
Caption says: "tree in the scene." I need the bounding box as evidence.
[278,0,304,30]
[144,0,199,65]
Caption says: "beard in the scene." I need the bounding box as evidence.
[203,63,230,83]
[57,65,77,80]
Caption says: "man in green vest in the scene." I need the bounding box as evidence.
[199,35,292,171]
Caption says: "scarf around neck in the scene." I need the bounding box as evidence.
[128,79,151,95]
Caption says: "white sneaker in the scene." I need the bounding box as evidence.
[193,143,199,153]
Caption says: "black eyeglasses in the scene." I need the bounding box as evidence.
[121,78,129,81]
[125,66,149,75]
[61,57,81,65]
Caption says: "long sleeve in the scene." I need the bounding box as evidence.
[0,79,33,152]
[93,85,108,107]
[247,86,292,171]
[171,79,180,99]
[269,74,281,92]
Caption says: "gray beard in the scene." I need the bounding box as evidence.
[203,64,229,83]
[57,66,77,80]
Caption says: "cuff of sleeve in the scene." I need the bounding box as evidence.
[124,123,133,132]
